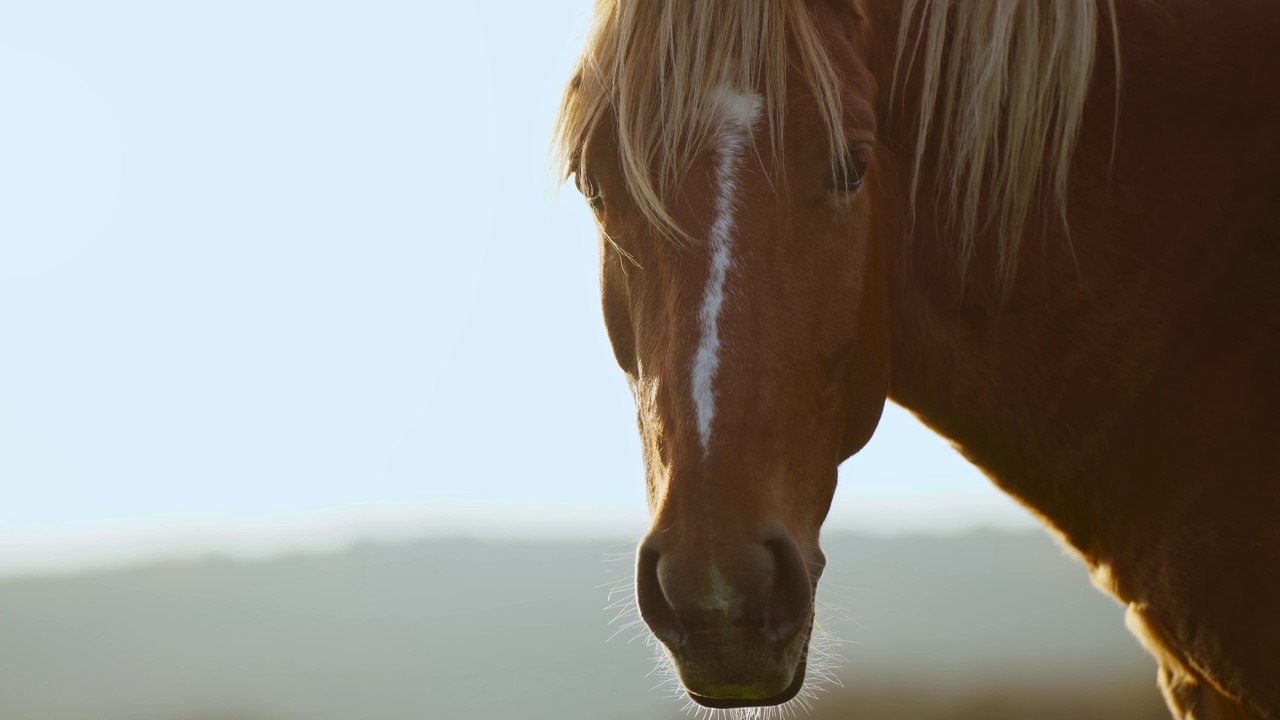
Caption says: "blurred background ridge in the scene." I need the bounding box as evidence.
[0,530,1166,720]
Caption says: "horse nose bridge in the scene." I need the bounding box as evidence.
[652,459,785,535]
[629,211,819,468]
[685,310,834,458]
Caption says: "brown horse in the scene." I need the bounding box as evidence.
[553,1,1280,717]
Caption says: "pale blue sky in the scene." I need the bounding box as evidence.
[0,1,1032,573]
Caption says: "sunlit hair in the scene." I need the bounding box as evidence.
[894,0,1120,286]
[551,0,849,244]
[552,0,1118,280]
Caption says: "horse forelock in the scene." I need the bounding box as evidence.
[551,0,850,244]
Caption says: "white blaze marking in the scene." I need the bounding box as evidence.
[691,89,762,452]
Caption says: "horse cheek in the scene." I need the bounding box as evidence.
[600,243,638,377]
[838,231,890,462]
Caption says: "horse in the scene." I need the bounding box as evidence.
[552,0,1280,717]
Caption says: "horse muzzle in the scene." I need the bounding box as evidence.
[635,527,823,707]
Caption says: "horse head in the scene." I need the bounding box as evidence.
[556,0,890,707]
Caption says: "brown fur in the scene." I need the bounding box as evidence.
[557,0,1280,716]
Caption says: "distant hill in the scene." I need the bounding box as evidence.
[0,531,1166,720]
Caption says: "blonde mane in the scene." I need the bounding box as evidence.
[894,0,1118,284]
[553,0,1117,284]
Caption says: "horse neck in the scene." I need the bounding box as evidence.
[861,0,1280,564]
[852,5,1280,711]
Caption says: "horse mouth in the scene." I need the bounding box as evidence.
[679,626,813,709]
[685,657,807,708]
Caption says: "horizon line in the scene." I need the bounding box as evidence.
[0,496,1037,580]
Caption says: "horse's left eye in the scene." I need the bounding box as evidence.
[830,147,870,193]
[580,176,605,214]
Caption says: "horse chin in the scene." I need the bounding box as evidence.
[685,657,807,709]
[679,628,812,709]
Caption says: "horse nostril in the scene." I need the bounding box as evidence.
[635,542,686,647]
[636,531,818,652]
[763,534,815,644]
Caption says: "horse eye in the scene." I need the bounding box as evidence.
[830,147,870,193]
[580,175,605,214]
